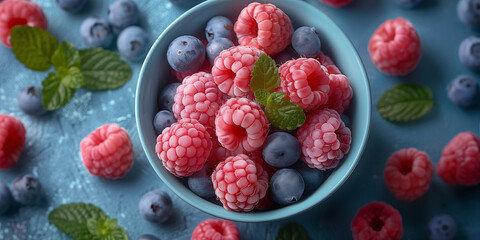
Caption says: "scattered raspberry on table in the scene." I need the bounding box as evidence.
[191,219,239,240]
[0,114,25,169]
[351,201,403,240]
[320,0,353,7]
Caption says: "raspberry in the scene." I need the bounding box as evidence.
[317,52,340,74]
[173,72,223,132]
[279,58,330,111]
[383,148,434,201]
[191,219,239,240]
[212,46,264,98]
[436,132,480,186]
[320,0,353,7]
[368,17,422,76]
[297,109,351,170]
[234,2,293,56]
[156,118,212,177]
[215,98,269,154]
[212,154,268,211]
[80,123,134,179]
[0,0,48,47]
[0,114,25,169]
[351,201,403,240]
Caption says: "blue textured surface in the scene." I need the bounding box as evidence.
[0,0,479,239]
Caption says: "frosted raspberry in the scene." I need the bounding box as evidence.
[173,72,223,132]
[383,148,433,201]
[317,52,340,74]
[0,0,48,47]
[351,201,403,240]
[279,58,330,111]
[80,123,134,179]
[436,132,480,186]
[0,114,25,169]
[212,46,264,98]
[234,2,293,56]
[215,98,269,153]
[191,219,239,240]
[212,154,268,211]
[297,109,351,170]
[320,0,353,7]
[368,17,422,76]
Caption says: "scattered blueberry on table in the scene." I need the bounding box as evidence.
[139,189,173,223]
[80,17,113,48]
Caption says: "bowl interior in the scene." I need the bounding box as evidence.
[136,0,371,222]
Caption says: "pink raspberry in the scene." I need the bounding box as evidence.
[436,132,480,186]
[173,72,223,132]
[317,52,340,74]
[320,0,353,7]
[234,2,293,56]
[215,98,269,154]
[351,201,403,240]
[191,219,239,240]
[279,58,330,111]
[368,17,422,76]
[297,109,351,170]
[80,123,134,179]
[0,114,25,169]
[212,46,264,98]
[0,0,48,47]
[383,148,434,201]
[211,154,268,212]
[156,118,212,177]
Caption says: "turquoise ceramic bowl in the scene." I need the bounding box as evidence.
[136,0,371,222]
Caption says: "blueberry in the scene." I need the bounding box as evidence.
[394,0,423,8]
[17,86,47,116]
[458,0,480,28]
[108,0,138,30]
[139,189,173,223]
[447,75,478,106]
[167,35,205,73]
[153,110,176,135]
[206,37,234,65]
[158,82,181,111]
[293,162,324,191]
[205,16,235,42]
[55,0,86,12]
[262,132,301,168]
[10,175,42,205]
[340,114,352,128]
[274,46,299,65]
[137,234,161,240]
[187,163,215,198]
[270,168,305,205]
[80,17,113,48]
[117,26,149,61]
[427,214,457,240]
[0,181,12,214]
[459,36,480,69]
[292,26,321,58]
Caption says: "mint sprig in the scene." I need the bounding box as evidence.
[276,222,310,240]
[48,203,128,240]
[250,54,281,93]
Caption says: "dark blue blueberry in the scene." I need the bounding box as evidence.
[117,26,149,61]
[80,17,113,48]
[205,16,235,42]
[10,175,42,205]
[187,163,215,198]
[292,26,321,58]
[108,0,138,30]
[17,86,47,116]
[139,189,173,223]
[447,75,478,106]
[340,114,352,128]
[158,82,181,111]
[293,162,324,191]
[167,35,205,73]
[274,46,299,65]
[428,214,457,240]
[137,234,161,240]
[458,0,480,28]
[153,110,176,135]
[395,0,423,8]
[0,181,12,214]
[459,36,480,69]
[262,132,301,168]
[206,37,234,65]
[55,0,86,12]
[270,168,304,205]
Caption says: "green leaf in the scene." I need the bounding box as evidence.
[265,95,306,130]
[377,83,434,122]
[255,89,271,106]
[10,26,58,71]
[80,48,132,90]
[52,41,81,70]
[58,66,85,89]
[87,218,128,240]
[276,222,310,240]
[41,72,77,110]
[269,91,286,104]
[250,54,281,93]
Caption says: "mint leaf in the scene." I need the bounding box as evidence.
[265,94,306,130]
[41,72,77,110]
[52,41,81,70]
[58,66,85,88]
[80,48,132,90]
[87,218,128,240]
[269,91,286,104]
[10,26,58,71]
[255,89,271,106]
[276,222,310,240]
[250,54,281,93]
[377,83,433,122]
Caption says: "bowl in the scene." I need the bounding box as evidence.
[136,0,371,222]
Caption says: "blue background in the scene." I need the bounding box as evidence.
[1,0,480,239]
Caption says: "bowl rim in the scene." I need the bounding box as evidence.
[136,0,371,222]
